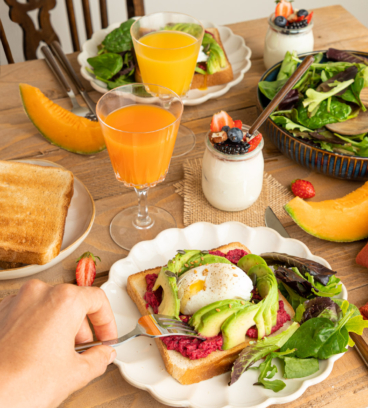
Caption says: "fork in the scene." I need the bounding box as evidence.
[74,314,204,353]
[41,45,96,121]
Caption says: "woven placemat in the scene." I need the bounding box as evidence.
[174,158,293,227]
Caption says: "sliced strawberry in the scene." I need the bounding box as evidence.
[291,179,315,199]
[233,120,243,130]
[306,11,314,24]
[275,0,293,18]
[75,252,101,286]
[247,134,262,153]
[210,111,234,133]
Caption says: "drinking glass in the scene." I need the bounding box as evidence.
[131,12,204,158]
[96,83,183,250]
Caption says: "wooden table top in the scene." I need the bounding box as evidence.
[1,5,368,407]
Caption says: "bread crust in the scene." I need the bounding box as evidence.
[127,242,295,385]
[0,161,74,265]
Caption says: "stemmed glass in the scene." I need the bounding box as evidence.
[131,12,204,158]
[96,83,183,250]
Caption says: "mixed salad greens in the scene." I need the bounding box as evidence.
[86,20,227,90]
[259,49,368,156]
[230,252,368,391]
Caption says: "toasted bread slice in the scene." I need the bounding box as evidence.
[127,242,295,385]
[0,161,74,265]
[0,260,24,269]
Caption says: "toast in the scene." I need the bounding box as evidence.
[0,161,74,265]
[127,242,295,385]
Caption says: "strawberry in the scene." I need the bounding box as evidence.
[210,111,234,133]
[275,0,293,18]
[306,11,314,24]
[291,179,315,199]
[233,120,243,130]
[75,252,101,286]
[247,134,262,153]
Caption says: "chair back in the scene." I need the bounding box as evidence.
[3,0,145,61]
[0,18,14,64]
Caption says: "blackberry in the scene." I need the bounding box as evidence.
[214,140,250,155]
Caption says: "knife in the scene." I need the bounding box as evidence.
[264,206,290,239]
[264,207,368,369]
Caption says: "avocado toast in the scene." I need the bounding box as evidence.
[127,242,294,385]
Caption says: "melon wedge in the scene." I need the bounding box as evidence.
[19,83,105,155]
[285,182,368,242]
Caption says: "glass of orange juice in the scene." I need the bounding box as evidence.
[96,83,183,250]
[131,12,204,158]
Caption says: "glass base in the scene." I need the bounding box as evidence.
[110,206,177,250]
[172,125,196,158]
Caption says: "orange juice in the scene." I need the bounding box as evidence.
[102,104,179,186]
[133,31,201,96]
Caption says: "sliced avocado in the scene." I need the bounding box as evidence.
[237,254,267,274]
[189,299,245,330]
[202,33,226,75]
[152,267,180,318]
[196,302,248,338]
[166,250,202,277]
[178,253,232,277]
[221,304,260,350]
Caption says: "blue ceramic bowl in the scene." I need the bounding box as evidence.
[257,50,368,181]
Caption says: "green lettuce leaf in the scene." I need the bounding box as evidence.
[87,53,123,80]
[283,356,319,379]
[102,19,135,53]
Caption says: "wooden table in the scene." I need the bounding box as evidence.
[1,5,368,407]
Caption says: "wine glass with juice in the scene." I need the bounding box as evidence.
[131,12,204,157]
[96,83,183,250]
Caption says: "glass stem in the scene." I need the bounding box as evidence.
[133,187,154,229]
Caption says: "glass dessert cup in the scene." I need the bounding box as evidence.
[96,83,183,250]
[264,13,314,69]
[131,12,204,158]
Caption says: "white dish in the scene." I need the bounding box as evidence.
[77,20,252,106]
[101,221,347,408]
[0,159,95,280]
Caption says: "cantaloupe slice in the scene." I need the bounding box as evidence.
[19,83,105,155]
[285,182,368,242]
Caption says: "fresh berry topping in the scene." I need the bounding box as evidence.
[275,0,293,18]
[214,140,250,155]
[75,252,101,286]
[227,127,244,143]
[306,10,313,24]
[247,134,262,153]
[291,179,316,199]
[222,125,230,133]
[274,16,287,27]
[233,120,243,130]
[286,13,298,23]
[287,19,308,29]
[210,111,234,133]
[297,9,308,17]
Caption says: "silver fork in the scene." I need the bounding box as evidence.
[74,314,204,353]
[41,45,96,121]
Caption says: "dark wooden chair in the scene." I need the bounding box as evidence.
[0,18,14,64]
[2,0,145,61]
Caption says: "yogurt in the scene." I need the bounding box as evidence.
[264,13,314,69]
[202,126,264,212]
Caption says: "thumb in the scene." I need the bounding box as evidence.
[76,346,117,386]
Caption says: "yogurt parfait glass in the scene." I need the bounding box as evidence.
[264,13,314,69]
[202,126,264,212]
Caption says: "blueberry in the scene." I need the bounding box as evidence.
[227,127,243,143]
[221,125,230,133]
[297,9,309,17]
[274,16,287,27]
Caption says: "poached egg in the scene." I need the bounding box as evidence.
[177,263,253,315]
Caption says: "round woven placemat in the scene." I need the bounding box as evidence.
[174,158,293,227]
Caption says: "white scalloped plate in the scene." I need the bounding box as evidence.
[77,20,251,106]
[101,222,347,408]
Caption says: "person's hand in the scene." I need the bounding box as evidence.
[0,280,118,408]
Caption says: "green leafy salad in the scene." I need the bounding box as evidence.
[86,20,227,90]
[229,252,368,391]
[259,48,368,157]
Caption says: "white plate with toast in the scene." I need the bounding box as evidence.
[0,159,95,280]
[101,221,347,408]
[78,20,252,106]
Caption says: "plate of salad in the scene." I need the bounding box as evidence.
[257,49,368,180]
[77,19,251,106]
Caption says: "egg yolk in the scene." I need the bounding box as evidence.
[180,280,206,313]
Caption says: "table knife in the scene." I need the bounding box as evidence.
[264,207,368,369]
[264,206,290,239]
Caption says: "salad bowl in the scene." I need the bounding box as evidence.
[257,50,368,181]
[101,221,348,408]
